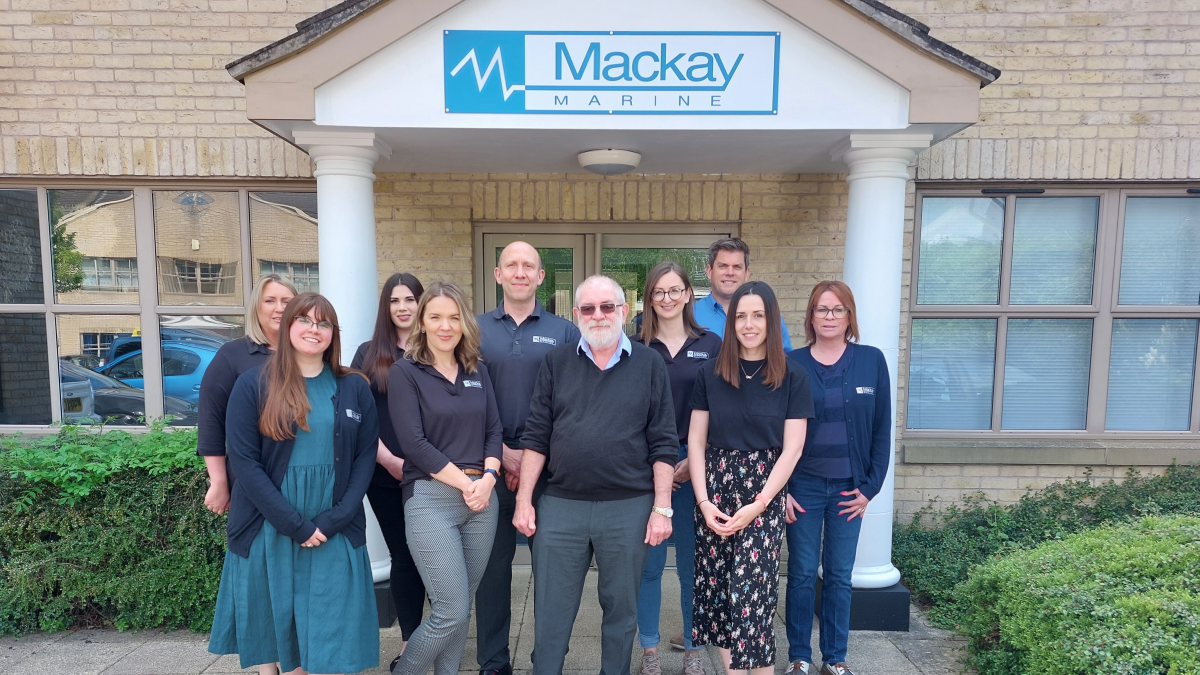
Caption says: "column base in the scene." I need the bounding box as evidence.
[375,580,397,628]
[814,579,910,632]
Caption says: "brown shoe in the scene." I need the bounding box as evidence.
[640,651,662,675]
[668,634,686,650]
[820,663,855,675]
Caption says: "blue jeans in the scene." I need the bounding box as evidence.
[636,460,697,650]
[784,473,862,665]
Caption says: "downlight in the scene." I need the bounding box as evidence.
[578,149,642,176]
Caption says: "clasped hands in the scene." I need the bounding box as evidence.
[462,472,496,512]
[699,498,768,538]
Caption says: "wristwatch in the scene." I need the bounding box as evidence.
[484,468,500,481]
[653,505,674,518]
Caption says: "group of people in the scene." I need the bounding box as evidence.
[195,237,893,675]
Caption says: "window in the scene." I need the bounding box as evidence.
[908,188,1200,437]
[0,185,313,427]
[260,260,320,293]
[82,258,138,292]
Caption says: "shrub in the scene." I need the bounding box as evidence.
[893,464,1200,627]
[0,424,224,635]
[954,516,1200,675]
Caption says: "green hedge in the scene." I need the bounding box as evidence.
[0,424,224,635]
[955,516,1200,675]
[893,464,1200,627]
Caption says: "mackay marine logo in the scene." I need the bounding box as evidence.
[443,31,780,115]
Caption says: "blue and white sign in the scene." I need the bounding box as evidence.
[444,31,780,115]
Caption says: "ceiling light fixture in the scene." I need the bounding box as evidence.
[578,149,642,176]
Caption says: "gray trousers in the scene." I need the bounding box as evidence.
[396,479,498,675]
[530,493,653,675]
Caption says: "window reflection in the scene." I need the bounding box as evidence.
[158,314,244,426]
[154,190,242,306]
[49,190,138,305]
[0,190,43,304]
[55,313,161,426]
[250,192,318,292]
[0,314,52,424]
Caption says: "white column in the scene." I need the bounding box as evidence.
[835,134,930,589]
[295,130,392,583]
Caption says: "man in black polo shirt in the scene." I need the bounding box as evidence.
[475,241,580,675]
[514,275,678,675]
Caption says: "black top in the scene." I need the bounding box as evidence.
[350,340,405,490]
[223,366,378,557]
[690,358,815,451]
[788,344,893,499]
[477,302,581,448]
[388,357,504,501]
[799,345,853,478]
[520,341,678,502]
[634,330,724,446]
[197,336,272,457]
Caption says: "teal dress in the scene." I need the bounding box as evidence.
[209,365,379,673]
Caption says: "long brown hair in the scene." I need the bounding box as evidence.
[259,292,358,440]
[639,261,704,344]
[405,281,483,374]
[804,280,860,346]
[713,281,787,390]
[362,272,425,391]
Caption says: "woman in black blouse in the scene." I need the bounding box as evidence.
[389,281,503,675]
[199,273,297,521]
[349,272,426,671]
[634,262,722,675]
[688,281,814,675]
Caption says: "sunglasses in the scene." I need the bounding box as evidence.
[577,303,619,316]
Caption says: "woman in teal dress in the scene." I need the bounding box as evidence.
[210,292,381,675]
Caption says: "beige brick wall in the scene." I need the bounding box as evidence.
[885,0,1200,180]
[0,0,338,177]
[374,172,850,349]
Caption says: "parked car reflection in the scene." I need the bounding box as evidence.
[98,341,220,405]
[59,361,198,425]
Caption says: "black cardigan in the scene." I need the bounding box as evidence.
[223,364,379,557]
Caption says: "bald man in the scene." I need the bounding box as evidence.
[474,241,580,675]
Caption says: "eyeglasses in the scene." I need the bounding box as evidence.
[577,303,619,316]
[650,287,686,302]
[294,315,336,332]
[814,306,849,318]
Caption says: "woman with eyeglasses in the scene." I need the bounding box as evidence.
[350,272,427,671]
[210,292,380,675]
[633,262,722,675]
[781,281,891,675]
[688,281,814,675]
[390,281,503,675]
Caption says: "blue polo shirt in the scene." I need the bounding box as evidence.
[693,293,794,352]
[477,301,581,447]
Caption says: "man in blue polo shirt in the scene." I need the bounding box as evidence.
[475,241,580,675]
[693,237,794,351]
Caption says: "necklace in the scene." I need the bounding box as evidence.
[739,361,765,380]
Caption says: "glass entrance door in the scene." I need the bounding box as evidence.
[482,233,587,319]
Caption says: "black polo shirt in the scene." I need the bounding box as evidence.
[388,357,504,501]
[350,340,405,490]
[197,336,272,457]
[477,301,581,448]
[689,358,815,451]
[635,330,724,449]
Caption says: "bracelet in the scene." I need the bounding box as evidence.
[753,494,772,509]
[699,499,712,507]
[483,468,500,481]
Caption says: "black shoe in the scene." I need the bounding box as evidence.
[390,653,403,673]
[481,664,513,675]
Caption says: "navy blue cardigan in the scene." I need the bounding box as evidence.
[787,344,892,500]
[223,365,379,557]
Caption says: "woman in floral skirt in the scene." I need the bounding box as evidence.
[687,281,814,675]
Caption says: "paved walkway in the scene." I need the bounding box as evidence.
[0,569,968,675]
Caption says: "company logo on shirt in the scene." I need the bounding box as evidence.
[687,350,710,359]
[856,387,875,395]
[345,409,362,421]
[532,335,557,345]
[464,380,484,388]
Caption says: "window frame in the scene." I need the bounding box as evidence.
[908,184,1200,441]
[0,178,316,432]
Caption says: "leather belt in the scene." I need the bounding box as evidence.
[462,468,484,476]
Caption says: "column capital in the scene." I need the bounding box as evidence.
[293,131,390,181]
[831,132,932,177]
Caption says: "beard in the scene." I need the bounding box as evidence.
[581,319,621,350]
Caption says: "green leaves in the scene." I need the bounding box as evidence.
[0,424,221,635]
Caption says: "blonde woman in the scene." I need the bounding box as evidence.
[390,281,503,675]
[199,273,297,518]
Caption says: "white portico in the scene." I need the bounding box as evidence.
[228,0,997,627]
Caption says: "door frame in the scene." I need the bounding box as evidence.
[473,221,739,314]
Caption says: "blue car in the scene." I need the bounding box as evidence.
[99,340,221,405]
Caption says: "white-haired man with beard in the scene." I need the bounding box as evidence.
[514,275,679,675]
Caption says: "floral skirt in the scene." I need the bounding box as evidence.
[692,446,785,670]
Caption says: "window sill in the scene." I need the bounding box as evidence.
[902,438,1200,465]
